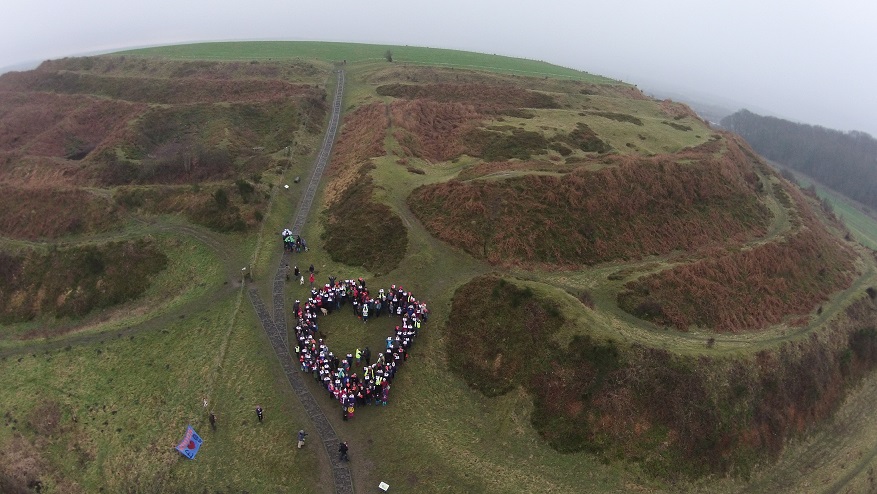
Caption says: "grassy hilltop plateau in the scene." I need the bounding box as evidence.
[2,41,877,493]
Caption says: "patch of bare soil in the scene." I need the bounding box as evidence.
[0,435,47,494]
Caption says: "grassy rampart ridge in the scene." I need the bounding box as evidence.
[0,238,167,324]
[448,275,877,478]
[409,139,771,267]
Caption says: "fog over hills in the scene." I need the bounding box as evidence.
[3,0,875,136]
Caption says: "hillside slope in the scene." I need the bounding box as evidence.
[1,42,876,493]
[722,109,877,210]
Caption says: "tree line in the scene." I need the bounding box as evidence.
[722,109,877,210]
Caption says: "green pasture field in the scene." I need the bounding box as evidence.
[793,173,877,250]
[117,41,618,84]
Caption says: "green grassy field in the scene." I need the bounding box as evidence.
[0,295,325,491]
[792,173,877,250]
[118,41,618,83]
[4,41,877,493]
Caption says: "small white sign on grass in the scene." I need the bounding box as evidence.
[378,481,389,491]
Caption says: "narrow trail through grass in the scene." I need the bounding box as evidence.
[244,67,355,494]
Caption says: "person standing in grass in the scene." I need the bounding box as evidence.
[209,412,217,431]
[256,405,264,423]
[297,430,308,448]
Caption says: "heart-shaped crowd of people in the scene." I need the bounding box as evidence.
[291,277,428,420]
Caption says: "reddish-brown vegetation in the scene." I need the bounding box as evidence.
[389,99,482,161]
[0,59,328,191]
[323,103,388,205]
[37,56,324,82]
[619,176,857,332]
[114,182,266,232]
[0,69,320,105]
[409,139,771,267]
[0,187,121,240]
[321,103,407,273]
[0,239,167,324]
[0,154,88,188]
[361,64,646,101]
[659,99,702,121]
[455,160,577,180]
[448,275,877,478]
[377,83,560,109]
[0,435,48,494]
[0,92,144,158]
[618,229,856,332]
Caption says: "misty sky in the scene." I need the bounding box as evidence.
[5,0,876,136]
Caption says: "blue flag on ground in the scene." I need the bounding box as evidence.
[175,425,203,460]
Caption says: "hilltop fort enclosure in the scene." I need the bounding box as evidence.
[1,41,877,493]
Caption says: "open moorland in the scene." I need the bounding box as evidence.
[2,41,877,493]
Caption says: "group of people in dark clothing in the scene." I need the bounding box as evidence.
[292,277,428,421]
[281,229,307,253]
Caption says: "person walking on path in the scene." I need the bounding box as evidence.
[297,430,308,448]
[338,441,349,461]
[256,405,264,423]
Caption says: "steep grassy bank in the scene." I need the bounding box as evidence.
[0,239,167,324]
[448,275,877,478]
[410,140,771,267]
[320,103,407,274]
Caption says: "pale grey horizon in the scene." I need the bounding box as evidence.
[4,0,875,136]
